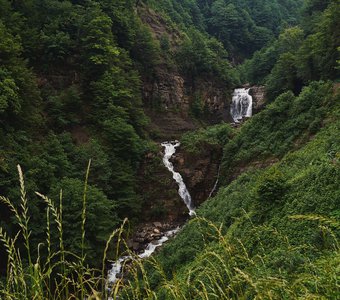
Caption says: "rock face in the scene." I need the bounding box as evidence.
[138,6,231,139]
[249,86,266,113]
[143,68,189,111]
[137,150,189,222]
[172,143,222,207]
[137,142,222,223]
[127,222,180,252]
[143,71,231,140]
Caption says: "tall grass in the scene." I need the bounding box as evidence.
[117,217,339,300]
[0,167,339,299]
[0,164,128,299]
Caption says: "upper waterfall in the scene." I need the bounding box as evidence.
[161,141,195,216]
[231,88,253,123]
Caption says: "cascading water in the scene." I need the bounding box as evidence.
[161,141,196,216]
[231,88,253,123]
[107,141,194,289]
[208,164,221,199]
[107,227,180,286]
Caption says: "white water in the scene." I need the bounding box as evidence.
[107,227,180,285]
[208,164,221,199]
[161,141,196,216]
[107,141,195,289]
[231,88,253,123]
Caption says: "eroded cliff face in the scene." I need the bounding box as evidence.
[143,70,231,139]
[172,143,222,207]
[138,5,231,140]
[249,86,266,113]
[137,142,222,224]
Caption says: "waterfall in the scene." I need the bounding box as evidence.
[107,227,180,286]
[161,141,196,216]
[231,88,253,123]
[107,141,194,288]
[208,164,221,199]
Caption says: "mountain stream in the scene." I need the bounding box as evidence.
[108,140,194,288]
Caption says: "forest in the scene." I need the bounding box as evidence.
[0,0,339,299]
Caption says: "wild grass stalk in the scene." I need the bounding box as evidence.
[0,163,127,299]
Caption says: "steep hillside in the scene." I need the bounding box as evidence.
[0,0,339,299]
[114,1,340,299]
[119,81,340,300]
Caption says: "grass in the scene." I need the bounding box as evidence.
[0,163,130,300]
[116,217,339,300]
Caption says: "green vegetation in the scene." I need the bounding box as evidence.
[221,81,335,181]
[146,0,303,59]
[0,0,157,276]
[118,89,340,299]
[181,123,234,154]
[0,165,130,299]
[240,0,340,99]
[116,1,339,298]
[0,0,339,299]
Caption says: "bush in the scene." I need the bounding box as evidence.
[256,168,287,202]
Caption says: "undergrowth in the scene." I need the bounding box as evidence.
[118,217,339,300]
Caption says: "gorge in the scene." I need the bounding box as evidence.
[0,0,338,299]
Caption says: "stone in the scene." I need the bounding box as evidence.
[249,86,266,112]
[153,222,162,228]
[132,242,140,251]
[134,237,145,243]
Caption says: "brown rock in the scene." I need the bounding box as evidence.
[153,222,162,228]
[249,86,266,112]
[132,242,140,251]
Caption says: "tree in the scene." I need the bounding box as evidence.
[50,178,118,266]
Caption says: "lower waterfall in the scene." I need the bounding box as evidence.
[107,227,180,286]
[107,141,195,290]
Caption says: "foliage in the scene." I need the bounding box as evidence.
[176,27,238,84]
[181,123,234,154]
[0,166,128,299]
[0,0,150,273]
[120,99,340,299]
[221,81,335,181]
[147,0,303,60]
[256,168,287,203]
[0,0,339,298]
[242,0,340,99]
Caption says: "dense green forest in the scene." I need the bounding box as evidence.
[0,0,339,299]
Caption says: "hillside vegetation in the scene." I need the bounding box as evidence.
[117,0,340,299]
[0,0,339,299]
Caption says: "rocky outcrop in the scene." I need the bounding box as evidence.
[192,77,231,123]
[143,68,189,111]
[249,86,266,113]
[137,150,190,223]
[127,222,180,252]
[172,143,222,207]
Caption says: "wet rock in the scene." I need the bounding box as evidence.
[134,237,145,243]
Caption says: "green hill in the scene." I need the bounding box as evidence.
[0,0,339,299]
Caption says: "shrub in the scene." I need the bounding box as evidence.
[256,168,287,202]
